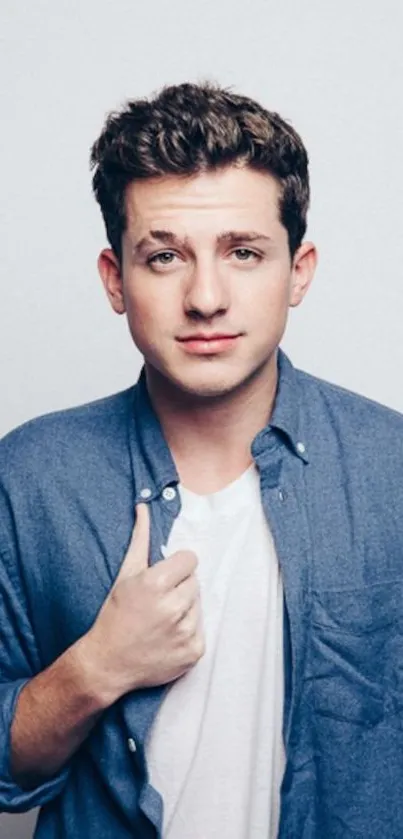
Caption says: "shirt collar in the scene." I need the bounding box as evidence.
[269,348,309,463]
[127,347,308,500]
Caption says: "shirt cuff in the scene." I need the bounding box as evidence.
[0,679,70,813]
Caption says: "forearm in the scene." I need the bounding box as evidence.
[9,634,114,788]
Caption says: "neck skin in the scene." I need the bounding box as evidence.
[145,353,278,494]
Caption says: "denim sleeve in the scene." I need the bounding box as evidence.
[0,541,70,813]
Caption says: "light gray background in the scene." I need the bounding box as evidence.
[1,0,402,836]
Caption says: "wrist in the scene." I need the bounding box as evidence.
[69,632,122,711]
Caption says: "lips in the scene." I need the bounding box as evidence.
[177,333,241,355]
[178,334,239,342]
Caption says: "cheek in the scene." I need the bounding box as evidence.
[125,288,155,324]
[244,278,291,324]
[125,288,175,347]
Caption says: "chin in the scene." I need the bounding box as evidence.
[176,381,239,399]
[145,351,274,400]
[165,365,256,400]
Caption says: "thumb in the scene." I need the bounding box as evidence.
[115,503,150,584]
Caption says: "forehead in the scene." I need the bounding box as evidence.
[124,166,282,235]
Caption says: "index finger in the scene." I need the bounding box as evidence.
[148,549,198,591]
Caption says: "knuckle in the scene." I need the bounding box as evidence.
[150,569,167,595]
[163,596,182,624]
[192,633,206,660]
[176,612,191,637]
[172,602,185,624]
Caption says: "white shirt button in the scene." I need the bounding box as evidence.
[140,488,152,499]
[162,486,176,501]
[296,442,306,454]
[128,737,137,753]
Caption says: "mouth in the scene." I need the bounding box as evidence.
[177,334,242,355]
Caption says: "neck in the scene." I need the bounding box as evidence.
[144,354,278,493]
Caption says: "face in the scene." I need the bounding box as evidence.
[98,165,316,400]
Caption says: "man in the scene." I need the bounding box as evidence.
[1,80,403,839]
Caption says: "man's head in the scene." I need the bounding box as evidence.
[91,81,310,264]
[91,81,317,400]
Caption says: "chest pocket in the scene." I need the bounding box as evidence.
[310,579,403,729]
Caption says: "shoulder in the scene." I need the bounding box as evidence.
[0,387,135,481]
[295,366,403,447]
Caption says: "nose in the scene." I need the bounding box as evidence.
[183,263,229,319]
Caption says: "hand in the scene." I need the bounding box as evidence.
[84,504,205,704]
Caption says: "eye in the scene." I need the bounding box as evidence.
[146,248,262,267]
[147,251,177,266]
[232,248,261,262]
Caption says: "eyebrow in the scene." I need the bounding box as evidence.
[132,229,273,256]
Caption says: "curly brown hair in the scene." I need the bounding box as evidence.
[90,80,310,262]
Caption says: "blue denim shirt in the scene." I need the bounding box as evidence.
[1,348,403,838]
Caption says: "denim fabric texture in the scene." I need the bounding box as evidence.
[1,348,403,838]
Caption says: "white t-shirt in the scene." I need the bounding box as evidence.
[146,464,285,838]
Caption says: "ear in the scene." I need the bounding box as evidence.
[98,248,126,315]
[289,241,318,308]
